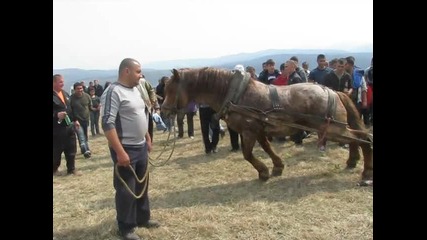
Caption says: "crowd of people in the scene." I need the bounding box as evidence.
[53,53,373,240]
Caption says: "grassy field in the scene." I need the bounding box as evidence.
[53,115,373,240]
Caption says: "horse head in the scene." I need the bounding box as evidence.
[161,68,190,118]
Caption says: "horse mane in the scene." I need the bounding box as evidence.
[178,67,235,97]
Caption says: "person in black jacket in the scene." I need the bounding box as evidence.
[53,74,82,176]
[257,59,280,85]
[284,60,306,146]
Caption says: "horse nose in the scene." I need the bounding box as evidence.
[160,107,170,117]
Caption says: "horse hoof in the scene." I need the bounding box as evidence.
[259,173,270,181]
[357,180,373,187]
[271,167,283,177]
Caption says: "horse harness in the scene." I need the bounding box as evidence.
[225,81,356,141]
[214,70,251,120]
[268,85,282,110]
[267,84,337,142]
[318,85,338,144]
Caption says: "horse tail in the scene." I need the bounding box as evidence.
[336,91,373,143]
[336,91,365,131]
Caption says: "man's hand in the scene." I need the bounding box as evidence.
[116,151,131,167]
[74,120,81,129]
[146,133,152,153]
[57,111,67,120]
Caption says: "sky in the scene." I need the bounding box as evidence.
[53,0,373,70]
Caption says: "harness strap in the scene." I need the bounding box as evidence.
[317,86,338,146]
[214,70,250,120]
[268,85,282,110]
[325,87,337,119]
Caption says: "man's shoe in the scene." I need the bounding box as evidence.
[53,171,63,176]
[212,147,218,153]
[138,219,160,229]
[67,170,82,176]
[119,229,141,240]
[84,151,91,158]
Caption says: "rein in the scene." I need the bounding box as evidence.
[161,71,187,115]
[146,71,191,170]
[148,116,178,167]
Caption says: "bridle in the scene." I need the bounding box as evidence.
[161,71,187,115]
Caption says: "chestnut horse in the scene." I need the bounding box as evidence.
[161,67,373,186]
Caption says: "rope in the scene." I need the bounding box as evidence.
[114,163,149,199]
[149,116,177,167]
[116,116,178,199]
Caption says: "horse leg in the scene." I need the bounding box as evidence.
[359,143,373,186]
[241,131,270,181]
[257,135,284,177]
[346,143,361,169]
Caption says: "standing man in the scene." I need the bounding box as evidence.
[53,74,81,176]
[289,56,308,82]
[177,101,197,139]
[94,79,104,97]
[364,57,373,126]
[308,54,333,85]
[70,82,92,158]
[136,76,159,143]
[302,61,310,77]
[199,104,220,154]
[88,87,101,136]
[284,60,306,146]
[323,58,353,149]
[257,59,280,85]
[101,58,159,240]
[345,56,369,126]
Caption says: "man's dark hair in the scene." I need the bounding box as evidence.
[73,82,83,90]
[330,58,338,66]
[290,56,299,63]
[317,54,326,61]
[337,58,346,65]
[345,56,355,66]
[265,59,275,65]
[280,63,285,71]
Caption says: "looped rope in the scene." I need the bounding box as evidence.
[114,163,149,199]
[149,116,177,167]
[116,116,177,199]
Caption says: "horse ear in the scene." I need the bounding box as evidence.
[172,68,180,81]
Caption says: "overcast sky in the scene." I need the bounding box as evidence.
[53,0,373,70]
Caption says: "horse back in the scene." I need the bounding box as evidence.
[240,82,337,117]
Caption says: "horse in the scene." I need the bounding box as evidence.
[161,67,373,186]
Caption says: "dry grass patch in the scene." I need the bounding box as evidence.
[54,115,373,240]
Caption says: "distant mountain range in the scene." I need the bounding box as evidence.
[53,48,373,93]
